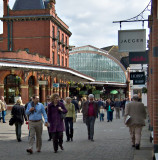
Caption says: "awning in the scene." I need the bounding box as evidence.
[110,90,118,94]
[0,60,95,82]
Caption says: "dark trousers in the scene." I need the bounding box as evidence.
[15,122,22,140]
[52,132,63,151]
[64,117,73,141]
[47,127,52,140]
[86,116,95,140]
[107,111,113,121]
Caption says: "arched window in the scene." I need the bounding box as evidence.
[4,75,21,104]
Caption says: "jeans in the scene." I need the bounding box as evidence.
[107,111,113,121]
[64,117,73,141]
[86,116,95,140]
[2,111,6,123]
[0,112,2,121]
[100,113,104,121]
[15,122,22,140]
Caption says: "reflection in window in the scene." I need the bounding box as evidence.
[28,76,35,98]
[4,75,20,104]
[69,53,126,83]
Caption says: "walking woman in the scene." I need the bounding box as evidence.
[48,94,67,153]
[106,98,114,122]
[11,99,27,142]
[64,97,76,142]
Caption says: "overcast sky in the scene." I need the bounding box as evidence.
[0,0,150,48]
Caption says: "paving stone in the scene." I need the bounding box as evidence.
[0,111,152,160]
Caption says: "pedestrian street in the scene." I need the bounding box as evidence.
[0,112,134,160]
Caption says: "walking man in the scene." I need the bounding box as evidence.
[124,94,146,150]
[83,94,98,141]
[25,95,48,154]
[114,98,121,119]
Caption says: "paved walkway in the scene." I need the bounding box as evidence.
[0,111,152,160]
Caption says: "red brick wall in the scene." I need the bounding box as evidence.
[12,20,50,58]
[0,50,50,64]
[150,0,158,146]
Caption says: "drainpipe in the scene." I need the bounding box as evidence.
[7,5,10,51]
[10,21,13,51]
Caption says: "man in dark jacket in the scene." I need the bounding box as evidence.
[11,99,27,142]
[83,94,98,141]
[71,96,79,118]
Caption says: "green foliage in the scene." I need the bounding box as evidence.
[142,87,147,93]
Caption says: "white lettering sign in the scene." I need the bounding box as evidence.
[38,81,48,85]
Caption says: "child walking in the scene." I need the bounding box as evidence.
[100,106,105,121]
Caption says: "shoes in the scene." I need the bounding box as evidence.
[135,144,140,150]
[70,138,73,141]
[88,136,90,140]
[37,150,41,152]
[132,145,135,147]
[66,140,70,142]
[54,150,58,153]
[18,139,22,142]
[3,122,6,123]
[48,139,51,141]
[91,139,94,142]
[26,149,33,154]
[107,120,109,122]
[59,145,64,150]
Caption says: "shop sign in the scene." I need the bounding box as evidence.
[118,29,146,52]
[130,72,145,85]
[60,83,67,88]
[53,83,59,88]
[133,79,145,85]
[38,81,48,85]
[129,51,148,64]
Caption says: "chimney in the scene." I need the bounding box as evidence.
[3,0,9,16]
[48,0,56,13]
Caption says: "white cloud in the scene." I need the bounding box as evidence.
[0,0,150,48]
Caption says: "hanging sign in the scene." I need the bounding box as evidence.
[129,51,148,64]
[53,83,59,88]
[133,79,145,85]
[118,29,146,52]
[38,81,48,85]
[130,72,145,80]
[130,72,145,85]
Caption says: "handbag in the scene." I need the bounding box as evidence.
[9,116,16,126]
[60,112,66,119]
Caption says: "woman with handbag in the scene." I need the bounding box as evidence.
[64,97,76,142]
[11,99,27,142]
[48,94,67,153]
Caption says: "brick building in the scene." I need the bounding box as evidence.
[148,0,158,158]
[0,0,94,105]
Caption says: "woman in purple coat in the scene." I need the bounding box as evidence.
[48,93,67,153]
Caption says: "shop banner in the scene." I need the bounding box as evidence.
[129,51,148,64]
[118,29,146,52]
[130,72,145,85]
[53,83,59,88]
